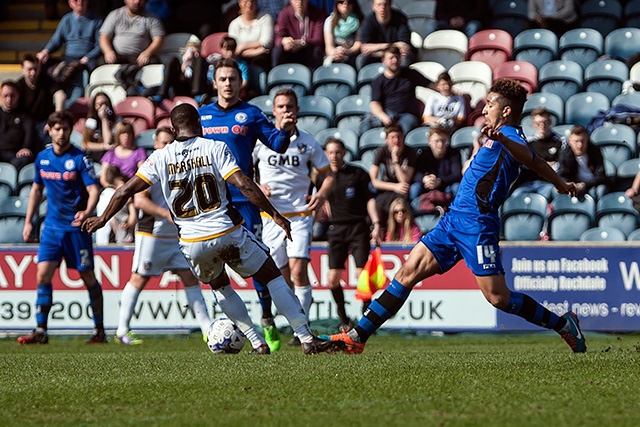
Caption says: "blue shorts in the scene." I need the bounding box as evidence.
[235,201,262,240]
[420,211,503,276]
[38,226,95,271]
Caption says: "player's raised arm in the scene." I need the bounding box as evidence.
[82,176,150,233]
[226,170,292,241]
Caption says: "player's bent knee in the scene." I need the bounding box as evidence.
[252,257,281,285]
[209,272,231,290]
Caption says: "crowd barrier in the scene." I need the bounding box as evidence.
[1,242,640,333]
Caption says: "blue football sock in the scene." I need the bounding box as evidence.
[254,279,273,319]
[505,291,563,331]
[35,283,53,330]
[355,279,411,342]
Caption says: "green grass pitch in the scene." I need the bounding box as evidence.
[2,332,640,427]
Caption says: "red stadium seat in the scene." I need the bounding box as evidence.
[466,29,513,72]
[493,61,538,95]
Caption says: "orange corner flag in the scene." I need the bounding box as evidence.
[355,246,387,301]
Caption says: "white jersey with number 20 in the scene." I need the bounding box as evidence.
[136,136,241,241]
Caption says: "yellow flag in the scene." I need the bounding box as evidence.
[355,246,387,301]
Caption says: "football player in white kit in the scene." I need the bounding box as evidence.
[82,103,346,355]
[253,88,334,344]
[114,127,212,345]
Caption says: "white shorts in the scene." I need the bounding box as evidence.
[132,233,191,276]
[179,225,270,283]
[261,214,313,269]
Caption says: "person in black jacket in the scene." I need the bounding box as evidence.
[0,81,37,171]
[557,125,608,198]
[425,0,485,38]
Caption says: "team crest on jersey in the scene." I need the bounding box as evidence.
[235,112,248,124]
[181,149,189,157]
[296,142,307,154]
[64,159,75,170]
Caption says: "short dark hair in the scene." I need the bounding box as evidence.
[22,53,38,64]
[429,127,449,139]
[437,72,452,84]
[1,80,18,92]
[155,126,175,139]
[383,45,401,57]
[47,110,75,128]
[324,137,346,151]
[170,103,200,132]
[213,57,241,80]
[570,125,589,138]
[530,107,551,118]
[221,36,237,52]
[488,78,528,120]
[273,87,298,107]
[384,121,403,137]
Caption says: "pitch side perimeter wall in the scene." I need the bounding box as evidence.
[1,242,640,332]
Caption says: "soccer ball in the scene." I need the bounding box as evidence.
[207,318,245,354]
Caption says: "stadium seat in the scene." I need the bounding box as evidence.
[448,61,493,108]
[114,96,156,134]
[357,127,386,158]
[611,92,640,109]
[315,127,359,159]
[137,64,165,90]
[409,61,447,82]
[356,62,385,92]
[247,95,274,118]
[501,193,548,241]
[267,63,312,98]
[404,1,436,39]
[583,59,629,102]
[335,94,371,130]
[135,129,157,152]
[579,226,626,242]
[537,60,583,103]
[0,196,29,219]
[248,64,267,96]
[154,96,199,126]
[590,124,636,168]
[513,29,558,70]
[579,0,623,37]
[564,92,610,128]
[548,194,595,241]
[296,95,334,136]
[311,63,356,105]
[404,126,432,150]
[0,162,17,202]
[85,64,122,97]
[595,192,639,237]
[158,33,193,60]
[558,28,603,70]
[85,83,127,106]
[489,0,530,38]
[521,92,564,125]
[15,163,35,197]
[420,30,468,69]
[0,217,26,244]
[201,32,228,59]
[552,124,573,140]
[616,158,640,191]
[465,29,513,72]
[70,130,83,150]
[626,228,640,241]
[414,211,442,234]
[492,61,538,95]
[450,126,480,165]
[358,147,376,169]
[67,97,91,123]
[604,27,640,62]
[625,0,640,27]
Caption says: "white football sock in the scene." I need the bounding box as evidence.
[116,283,140,337]
[183,285,212,335]
[295,285,313,318]
[267,277,313,342]
[213,286,265,348]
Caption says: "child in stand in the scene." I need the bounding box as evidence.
[207,36,251,99]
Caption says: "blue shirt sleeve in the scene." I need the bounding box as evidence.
[252,108,291,153]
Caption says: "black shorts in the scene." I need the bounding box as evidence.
[327,222,371,270]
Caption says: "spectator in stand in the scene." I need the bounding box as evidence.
[99,121,147,189]
[557,125,608,199]
[165,0,232,40]
[410,127,462,201]
[0,81,37,171]
[384,198,421,243]
[527,0,577,37]
[36,0,103,106]
[16,54,66,146]
[228,0,274,72]
[272,0,326,70]
[108,174,137,244]
[321,137,381,331]
[323,0,363,67]
[206,37,251,99]
[422,72,467,133]
[153,35,211,103]
[510,107,562,201]
[370,122,417,231]
[82,92,119,163]
[99,0,166,66]
[359,46,435,135]
[425,0,485,38]
[356,0,414,70]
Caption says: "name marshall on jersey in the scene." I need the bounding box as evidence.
[166,155,213,175]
